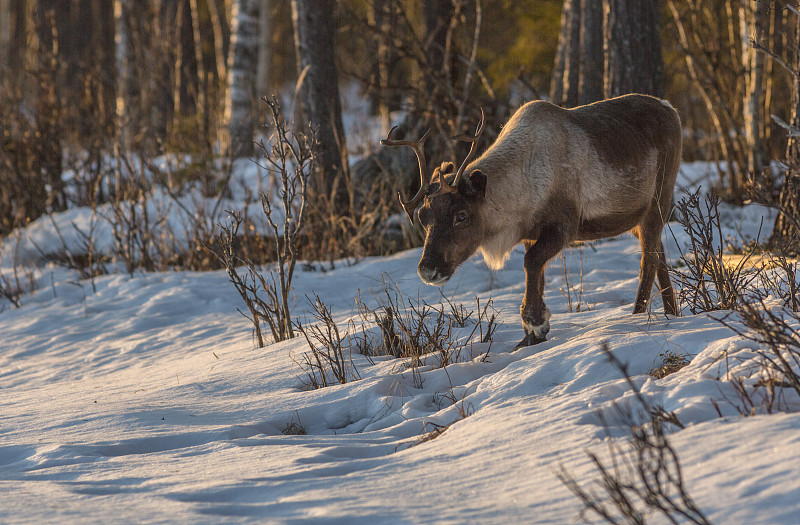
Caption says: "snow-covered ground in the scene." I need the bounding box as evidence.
[1,161,798,524]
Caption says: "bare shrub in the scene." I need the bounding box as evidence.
[209,211,289,347]
[0,234,37,309]
[0,265,35,310]
[355,279,499,387]
[103,151,163,276]
[558,344,712,525]
[283,411,307,435]
[719,300,800,402]
[760,254,799,312]
[559,244,589,313]
[669,190,764,314]
[295,295,361,389]
[209,97,314,346]
[32,206,108,292]
[711,372,785,418]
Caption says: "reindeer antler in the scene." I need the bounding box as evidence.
[451,108,486,188]
[381,126,431,222]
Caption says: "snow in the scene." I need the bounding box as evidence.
[1,160,799,524]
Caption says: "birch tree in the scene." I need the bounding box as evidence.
[114,0,134,151]
[226,0,259,158]
[740,0,769,176]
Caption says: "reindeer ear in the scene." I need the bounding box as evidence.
[462,169,487,198]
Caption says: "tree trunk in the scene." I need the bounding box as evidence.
[578,0,604,105]
[369,0,393,132]
[740,0,769,178]
[550,0,570,104]
[35,0,64,210]
[423,0,454,109]
[207,0,229,98]
[0,0,30,89]
[291,0,348,209]
[552,0,602,107]
[603,0,663,98]
[770,7,800,253]
[114,0,146,151]
[0,0,10,73]
[256,0,271,100]
[177,0,198,117]
[563,0,582,107]
[188,0,208,139]
[226,0,259,157]
[152,0,178,145]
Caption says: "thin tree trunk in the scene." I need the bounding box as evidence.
[424,0,453,106]
[172,1,185,122]
[207,0,228,100]
[96,1,116,135]
[579,0,603,105]
[152,0,178,145]
[114,0,126,148]
[35,0,64,210]
[369,0,392,132]
[226,0,259,157]
[189,0,208,137]
[291,0,348,209]
[177,0,198,116]
[770,5,800,252]
[0,0,10,73]
[256,0,271,100]
[740,0,768,179]
[763,5,779,152]
[551,0,570,103]
[563,0,582,107]
[11,0,28,82]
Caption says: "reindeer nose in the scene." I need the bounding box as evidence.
[418,264,450,286]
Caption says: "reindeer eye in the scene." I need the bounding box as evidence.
[454,210,469,226]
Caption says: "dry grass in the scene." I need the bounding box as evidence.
[295,295,361,389]
[649,350,691,379]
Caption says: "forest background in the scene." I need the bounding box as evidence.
[1,0,798,267]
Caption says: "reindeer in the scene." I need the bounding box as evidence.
[382,94,681,347]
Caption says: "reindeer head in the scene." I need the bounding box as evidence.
[381,110,487,285]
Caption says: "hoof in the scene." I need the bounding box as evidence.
[518,308,551,348]
[515,331,547,348]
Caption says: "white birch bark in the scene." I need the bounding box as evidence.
[225,0,260,157]
[740,0,767,176]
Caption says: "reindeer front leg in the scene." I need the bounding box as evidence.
[517,227,569,347]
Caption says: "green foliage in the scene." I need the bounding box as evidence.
[481,0,562,98]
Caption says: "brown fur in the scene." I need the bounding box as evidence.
[413,94,682,347]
